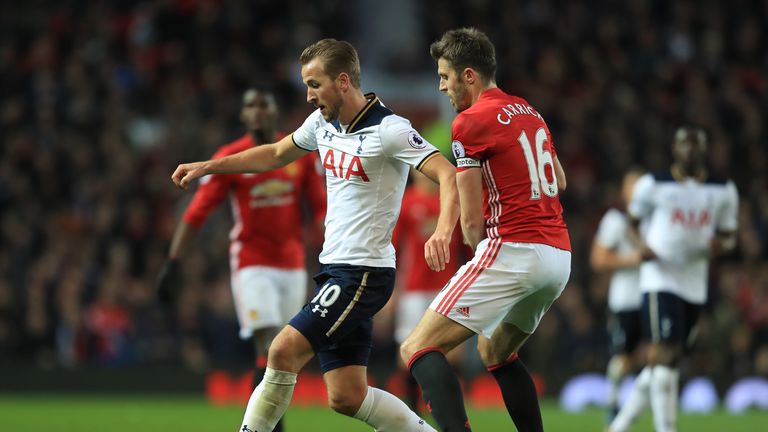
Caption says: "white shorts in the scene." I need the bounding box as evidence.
[395,291,436,343]
[231,266,307,339]
[430,239,571,337]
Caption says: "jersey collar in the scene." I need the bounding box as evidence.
[345,93,379,134]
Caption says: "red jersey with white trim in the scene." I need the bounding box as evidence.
[452,88,570,251]
[183,134,326,270]
[393,186,464,292]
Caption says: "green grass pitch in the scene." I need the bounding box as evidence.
[1,394,765,431]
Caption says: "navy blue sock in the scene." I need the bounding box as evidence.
[488,355,542,432]
[409,350,472,432]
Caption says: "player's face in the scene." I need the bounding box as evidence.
[437,58,471,112]
[302,58,343,121]
[240,90,277,133]
[672,128,707,169]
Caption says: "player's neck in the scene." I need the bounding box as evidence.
[250,129,274,145]
[338,90,369,125]
[671,163,707,182]
[471,83,498,105]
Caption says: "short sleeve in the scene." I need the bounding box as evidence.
[595,209,625,249]
[379,115,440,170]
[452,113,491,171]
[717,180,739,232]
[628,173,655,220]
[292,110,322,151]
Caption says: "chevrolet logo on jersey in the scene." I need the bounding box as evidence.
[250,179,294,197]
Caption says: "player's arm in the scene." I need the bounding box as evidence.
[710,230,737,257]
[590,240,641,272]
[455,168,485,251]
[172,134,307,189]
[626,216,656,261]
[554,156,567,192]
[418,154,460,272]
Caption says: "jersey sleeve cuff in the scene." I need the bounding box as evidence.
[416,150,441,171]
[291,133,313,152]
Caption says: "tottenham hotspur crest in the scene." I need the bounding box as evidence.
[357,135,366,154]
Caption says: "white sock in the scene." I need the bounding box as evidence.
[649,365,678,432]
[239,367,297,432]
[353,386,436,432]
[610,366,651,432]
[606,356,626,411]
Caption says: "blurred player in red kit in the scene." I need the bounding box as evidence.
[157,88,326,432]
[392,169,468,410]
[401,28,571,432]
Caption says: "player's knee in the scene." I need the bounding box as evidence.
[399,336,423,366]
[327,386,366,417]
[266,334,297,368]
[477,343,505,366]
[647,343,678,366]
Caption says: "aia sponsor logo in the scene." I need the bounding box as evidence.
[670,209,711,228]
[322,149,369,182]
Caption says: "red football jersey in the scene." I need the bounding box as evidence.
[183,134,326,269]
[452,88,570,251]
[393,185,465,292]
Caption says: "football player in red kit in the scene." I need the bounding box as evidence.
[401,28,571,432]
[157,88,325,432]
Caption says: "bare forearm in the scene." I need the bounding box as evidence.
[206,144,286,174]
[435,172,460,236]
[461,222,485,251]
[168,221,199,260]
[590,248,640,272]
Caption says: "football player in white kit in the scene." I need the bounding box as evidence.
[172,39,458,432]
[590,169,644,423]
[609,125,739,432]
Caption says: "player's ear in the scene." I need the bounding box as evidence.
[463,68,476,85]
[337,72,350,92]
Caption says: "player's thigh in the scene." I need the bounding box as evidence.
[402,308,476,360]
[273,268,308,323]
[477,322,531,366]
[609,309,643,356]
[394,292,435,344]
[430,240,569,338]
[231,266,283,338]
[641,291,699,363]
[502,243,571,334]
[289,264,395,373]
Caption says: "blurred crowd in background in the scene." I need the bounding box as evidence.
[1,0,767,395]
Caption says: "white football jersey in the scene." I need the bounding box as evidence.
[629,171,738,304]
[595,208,641,312]
[292,94,440,268]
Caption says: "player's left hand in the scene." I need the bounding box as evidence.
[172,161,210,189]
[425,230,451,271]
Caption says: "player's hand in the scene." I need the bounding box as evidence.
[172,161,210,189]
[156,259,180,306]
[640,245,657,261]
[425,230,451,271]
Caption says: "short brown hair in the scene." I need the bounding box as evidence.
[300,39,361,88]
[430,28,496,82]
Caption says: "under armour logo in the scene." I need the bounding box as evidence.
[312,304,329,317]
[323,131,334,141]
[357,135,366,154]
[241,426,255,432]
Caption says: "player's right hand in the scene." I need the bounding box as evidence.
[156,259,180,306]
[172,161,209,189]
[640,245,657,261]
